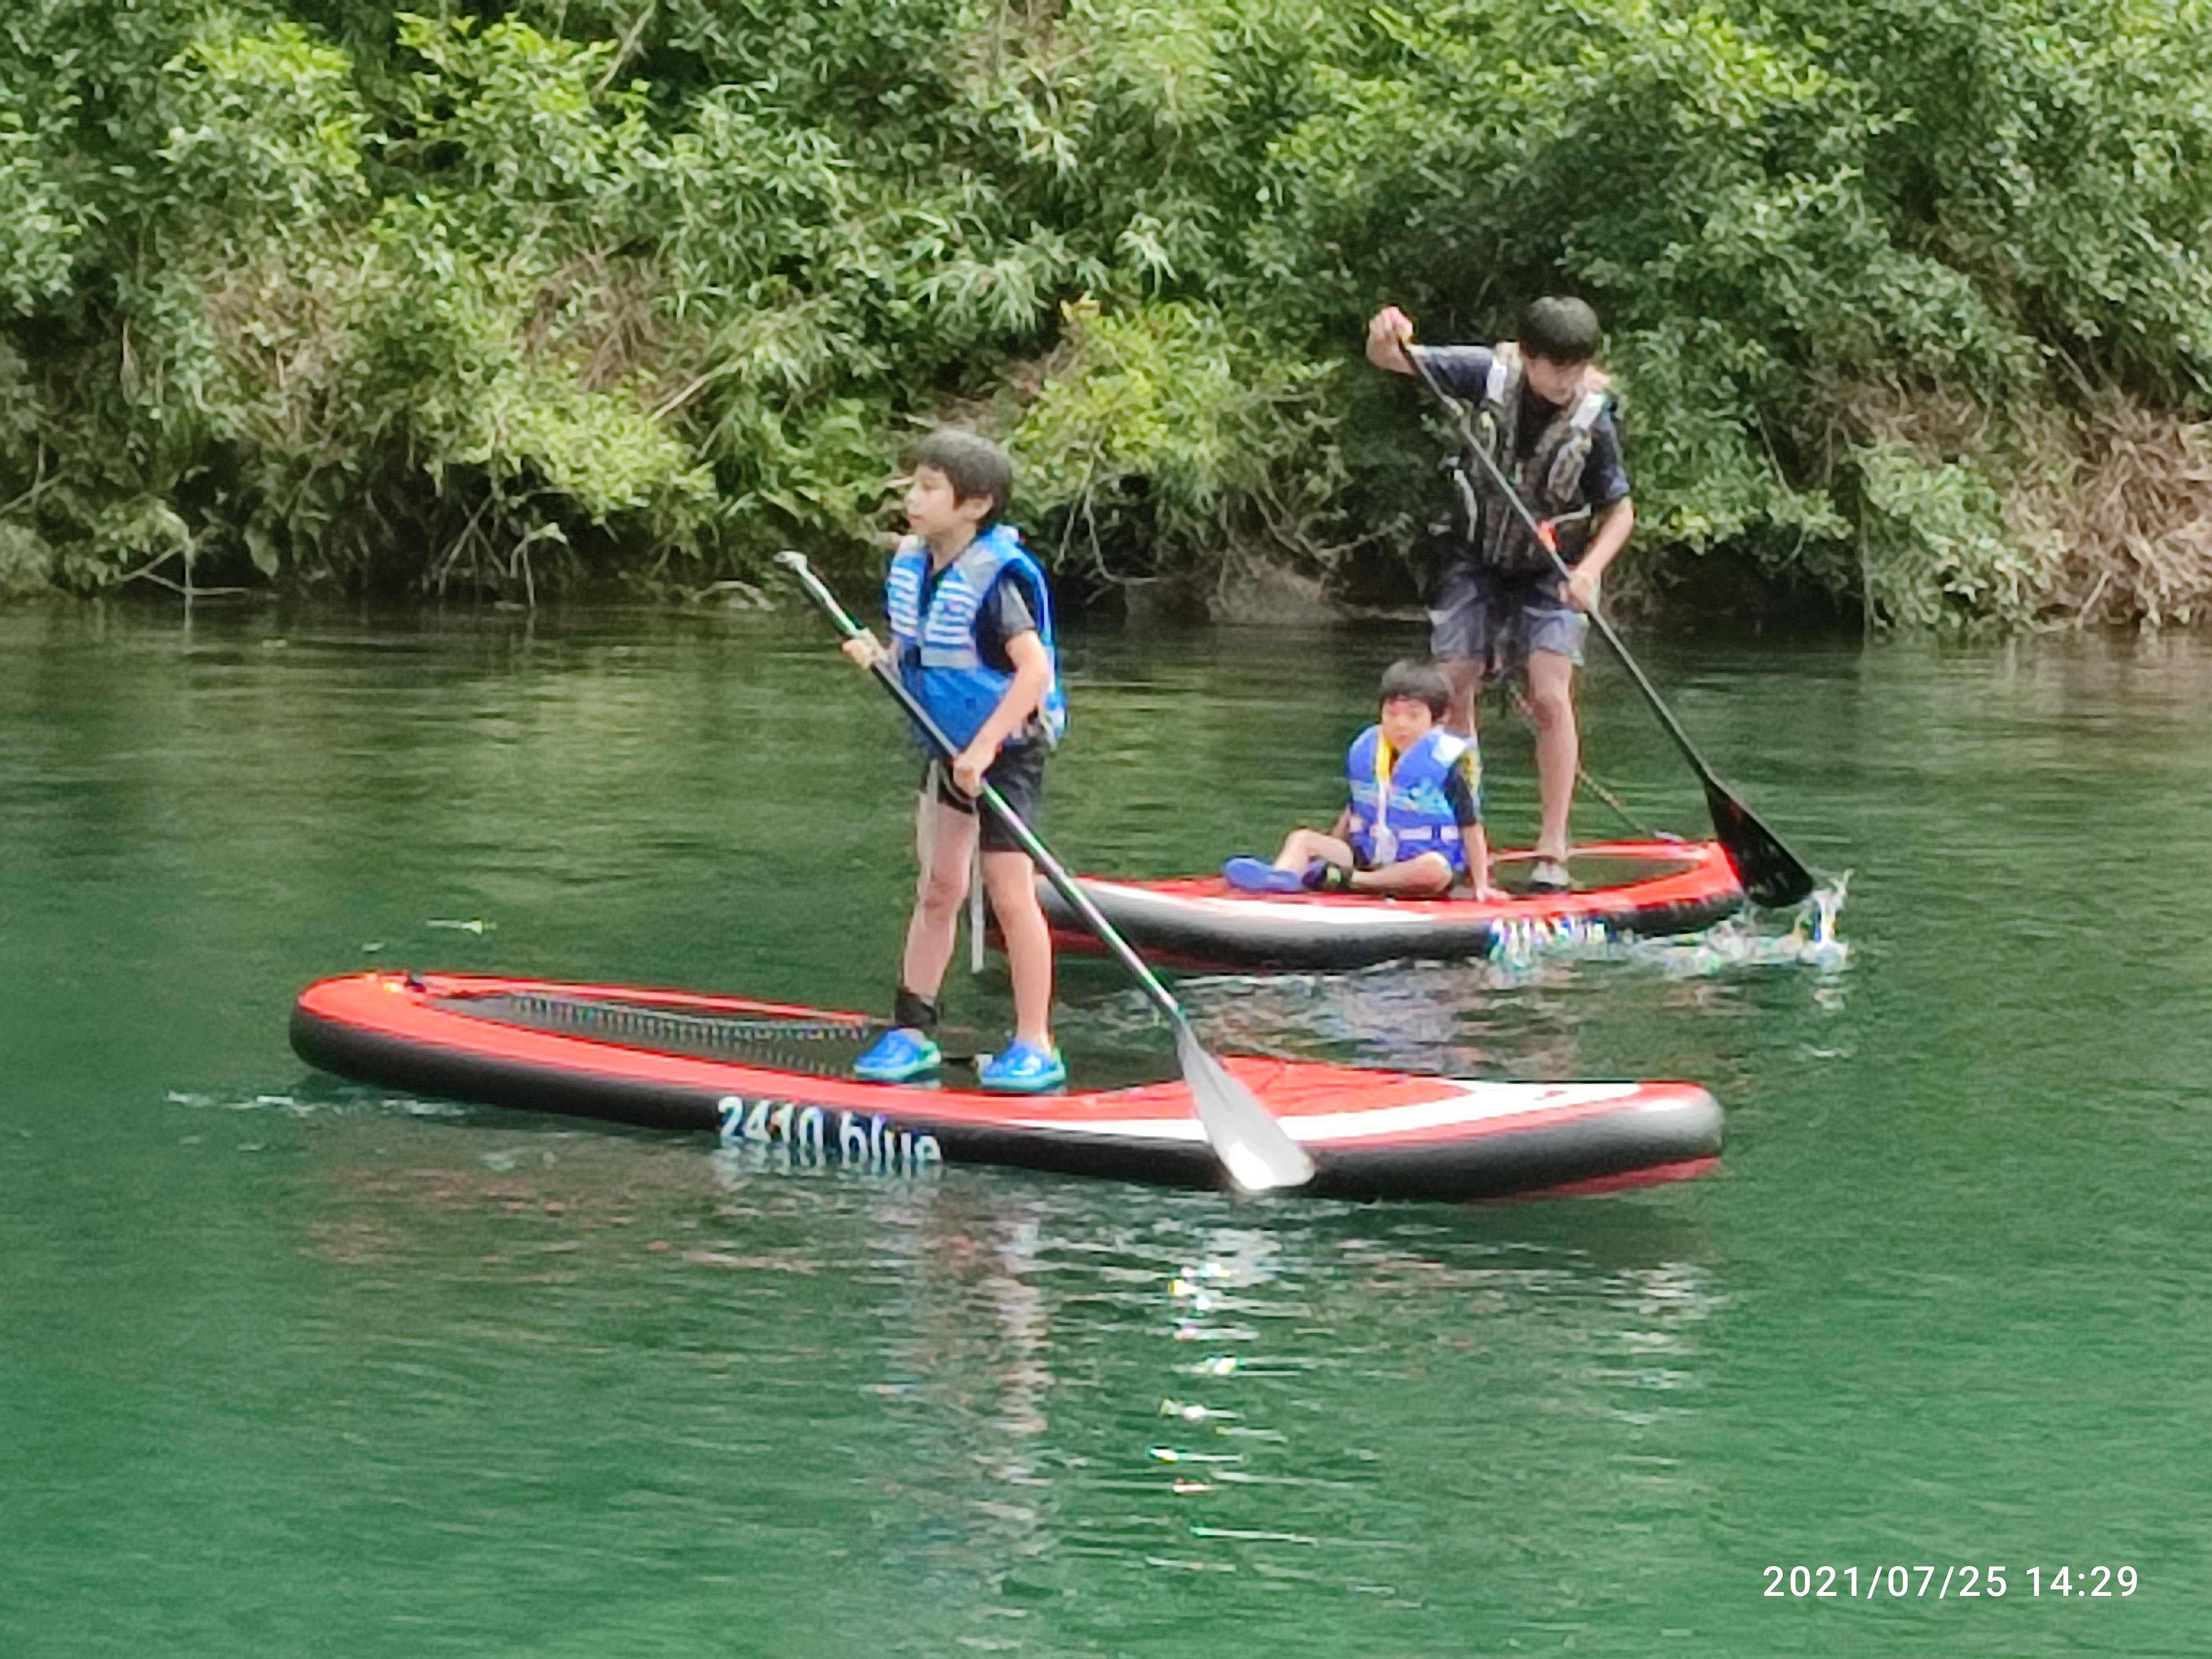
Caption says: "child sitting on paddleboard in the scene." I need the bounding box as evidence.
[1226,659,1495,899]
[839,430,1070,1094]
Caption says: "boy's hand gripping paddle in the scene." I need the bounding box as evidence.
[1395,332,1818,907]
[775,550,1316,1193]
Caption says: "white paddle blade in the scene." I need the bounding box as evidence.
[1176,1029,1315,1192]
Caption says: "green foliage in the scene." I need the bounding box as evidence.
[0,521,53,594]
[1012,298,1344,583]
[1797,0,2212,398]
[2,0,2211,618]
[0,105,79,314]
[1853,441,2052,627]
[162,22,371,237]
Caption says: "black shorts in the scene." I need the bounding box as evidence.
[921,744,1045,854]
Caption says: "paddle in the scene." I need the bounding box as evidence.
[1394,330,1817,907]
[774,549,1316,1193]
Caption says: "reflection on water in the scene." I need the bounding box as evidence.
[289,1099,1720,1641]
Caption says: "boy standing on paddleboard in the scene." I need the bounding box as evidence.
[1367,298,1635,894]
[839,430,1070,1093]
[1226,659,1496,900]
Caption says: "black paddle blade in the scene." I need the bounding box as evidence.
[1703,780,1815,908]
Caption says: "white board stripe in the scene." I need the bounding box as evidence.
[1016,1080,1652,1145]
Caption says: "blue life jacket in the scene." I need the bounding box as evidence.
[1345,724,1474,872]
[885,524,1067,752]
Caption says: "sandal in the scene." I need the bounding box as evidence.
[1525,856,1572,895]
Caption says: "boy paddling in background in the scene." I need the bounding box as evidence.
[1227,659,1496,900]
[839,430,1069,1094]
[1367,298,1635,894]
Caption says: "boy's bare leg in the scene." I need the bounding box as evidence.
[900,792,980,1003]
[981,848,1053,1050]
[1273,828,1354,872]
[1349,852,1456,896]
[1441,656,1484,738]
[1525,649,1578,860]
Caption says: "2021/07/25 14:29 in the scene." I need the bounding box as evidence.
[1764,1564,2138,1599]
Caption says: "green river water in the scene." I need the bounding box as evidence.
[2,601,2205,1656]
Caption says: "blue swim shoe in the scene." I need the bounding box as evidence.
[977,1041,1068,1094]
[854,1026,942,1082]
[1223,857,1303,894]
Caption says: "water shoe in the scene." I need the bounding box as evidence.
[977,1041,1068,1094]
[1301,861,1355,893]
[854,1026,942,1082]
[1526,857,1573,895]
[1223,857,1303,894]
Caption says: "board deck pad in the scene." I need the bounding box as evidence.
[1485,848,1702,895]
[429,989,877,1077]
[425,987,1167,1090]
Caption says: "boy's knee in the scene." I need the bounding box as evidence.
[917,865,968,914]
[1528,684,1574,728]
[1409,853,1456,894]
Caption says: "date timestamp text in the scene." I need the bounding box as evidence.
[1764,1564,2138,1600]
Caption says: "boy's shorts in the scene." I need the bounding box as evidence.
[921,743,1045,854]
[1428,562,1588,673]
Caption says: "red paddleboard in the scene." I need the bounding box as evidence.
[291,972,1723,1202]
[1037,841,1745,971]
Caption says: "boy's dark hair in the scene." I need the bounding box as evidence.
[1378,658,1452,719]
[1518,296,1601,365]
[912,428,1013,525]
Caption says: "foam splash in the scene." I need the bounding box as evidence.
[166,1086,467,1120]
[1486,873,1852,978]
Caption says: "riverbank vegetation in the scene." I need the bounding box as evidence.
[5,0,2212,625]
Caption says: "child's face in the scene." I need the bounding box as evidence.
[1523,353,1588,407]
[904,465,993,541]
[1379,695,1436,752]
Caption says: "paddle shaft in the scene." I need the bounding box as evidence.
[778,553,1193,1039]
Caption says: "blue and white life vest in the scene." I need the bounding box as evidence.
[885,524,1068,752]
[1345,725,1475,871]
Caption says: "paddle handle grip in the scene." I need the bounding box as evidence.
[775,551,1192,1036]
[776,551,870,640]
